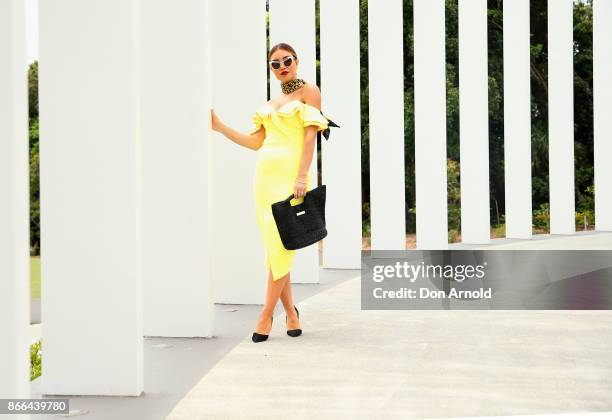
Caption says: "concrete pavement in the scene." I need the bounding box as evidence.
[166,275,612,419]
[28,231,612,419]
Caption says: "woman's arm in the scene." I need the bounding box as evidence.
[294,85,323,197]
[296,125,317,181]
[210,109,265,151]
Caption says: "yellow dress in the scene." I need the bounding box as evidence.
[250,99,329,281]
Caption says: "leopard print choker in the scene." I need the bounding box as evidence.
[281,78,306,94]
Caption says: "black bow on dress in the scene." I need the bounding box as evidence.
[319,112,340,141]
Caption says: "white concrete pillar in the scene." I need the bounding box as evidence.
[140,0,214,336]
[414,0,448,249]
[593,0,612,231]
[0,0,31,414]
[211,0,269,302]
[548,0,575,235]
[39,0,143,395]
[319,0,362,268]
[269,0,317,99]
[268,0,319,283]
[503,0,532,239]
[369,0,406,250]
[458,0,491,244]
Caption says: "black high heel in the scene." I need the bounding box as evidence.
[252,315,273,343]
[286,305,302,337]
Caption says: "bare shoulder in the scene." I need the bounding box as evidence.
[301,83,322,108]
[302,83,321,98]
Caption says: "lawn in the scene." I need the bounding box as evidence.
[31,256,40,299]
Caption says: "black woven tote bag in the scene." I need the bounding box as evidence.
[271,184,327,250]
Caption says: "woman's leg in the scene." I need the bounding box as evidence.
[254,269,289,334]
[279,273,300,330]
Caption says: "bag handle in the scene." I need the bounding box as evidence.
[284,189,314,203]
[282,185,324,203]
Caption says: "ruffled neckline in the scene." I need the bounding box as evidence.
[250,98,338,140]
[256,99,316,118]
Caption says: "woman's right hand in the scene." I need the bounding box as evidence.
[210,108,221,132]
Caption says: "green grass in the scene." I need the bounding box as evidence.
[31,256,41,299]
[491,224,505,239]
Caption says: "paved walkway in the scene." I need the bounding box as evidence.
[29,268,357,420]
[167,286,612,418]
[166,232,612,419]
[28,231,612,419]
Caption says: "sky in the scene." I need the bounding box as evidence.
[26,0,39,65]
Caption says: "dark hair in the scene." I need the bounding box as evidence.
[268,42,298,61]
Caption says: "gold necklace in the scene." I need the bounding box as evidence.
[281,78,306,94]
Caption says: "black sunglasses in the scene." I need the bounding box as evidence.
[269,56,295,70]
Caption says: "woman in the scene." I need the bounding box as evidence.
[210,43,330,343]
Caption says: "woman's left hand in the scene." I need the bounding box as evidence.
[294,176,308,198]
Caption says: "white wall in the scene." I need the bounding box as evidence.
[548,0,575,234]
[140,0,214,336]
[211,0,269,302]
[39,0,143,395]
[503,0,532,239]
[0,0,31,414]
[320,0,362,268]
[593,0,612,231]
[269,0,316,99]
[369,0,406,250]
[459,0,490,244]
[414,0,447,249]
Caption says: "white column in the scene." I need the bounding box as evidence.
[268,0,319,283]
[140,0,214,336]
[0,0,31,412]
[593,0,612,231]
[458,0,490,244]
[414,0,447,249]
[548,0,575,235]
[319,0,362,268]
[39,0,143,395]
[503,0,532,239]
[211,0,269,301]
[369,0,406,250]
[268,0,317,99]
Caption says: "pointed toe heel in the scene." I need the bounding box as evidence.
[252,315,273,343]
[286,305,302,337]
[252,332,269,342]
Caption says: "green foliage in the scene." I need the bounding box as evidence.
[358,0,596,237]
[30,340,42,381]
[29,61,40,256]
[578,183,595,211]
[533,202,550,231]
[573,2,595,217]
[576,208,594,230]
[362,201,370,236]
[576,183,595,229]
[448,229,460,243]
[30,118,40,256]
[360,0,372,236]
[29,61,38,119]
[447,158,461,240]
[491,223,505,239]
